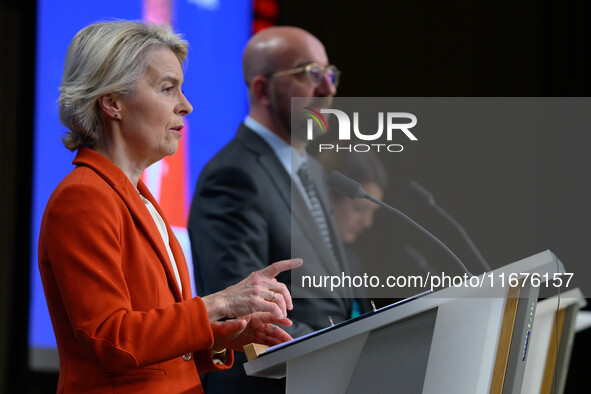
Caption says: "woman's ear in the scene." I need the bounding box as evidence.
[98,93,122,120]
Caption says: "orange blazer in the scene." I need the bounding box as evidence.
[38,148,233,393]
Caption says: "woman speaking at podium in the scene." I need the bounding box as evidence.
[38,20,301,393]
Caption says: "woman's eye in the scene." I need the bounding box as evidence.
[163,86,174,94]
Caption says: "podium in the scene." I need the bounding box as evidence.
[244,250,573,393]
[521,288,586,394]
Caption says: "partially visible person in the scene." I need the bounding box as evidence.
[317,150,387,314]
[188,26,351,393]
[318,150,387,244]
[39,20,301,394]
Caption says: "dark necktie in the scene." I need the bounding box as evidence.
[297,163,338,264]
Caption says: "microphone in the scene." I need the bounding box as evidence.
[327,171,473,277]
[327,170,366,199]
[409,180,491,272]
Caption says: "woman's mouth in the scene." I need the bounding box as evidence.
[170,125,183,136]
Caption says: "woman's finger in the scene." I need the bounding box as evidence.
[260,258,303,279]
[264,324,293,343]
[255,295,285,319]
[272,281,293,310]
[267,291,287,319]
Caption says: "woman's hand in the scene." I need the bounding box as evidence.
[211,312,294,352]
[202,258,303,323]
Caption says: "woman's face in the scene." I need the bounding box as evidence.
[117,48,193,165]
[331,182,383,245]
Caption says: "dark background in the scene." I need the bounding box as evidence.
[2,0,591,392]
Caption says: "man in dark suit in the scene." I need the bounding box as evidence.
[188,26,352,392]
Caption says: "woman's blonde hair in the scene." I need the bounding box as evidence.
[58,20,188,151]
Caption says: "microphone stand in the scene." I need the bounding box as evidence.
[409,180,492,272]
[363,193,473,277]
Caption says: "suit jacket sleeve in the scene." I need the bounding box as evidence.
[41,181,232,372]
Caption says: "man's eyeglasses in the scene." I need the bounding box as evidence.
[269,63,340,88]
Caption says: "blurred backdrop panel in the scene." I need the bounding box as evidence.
[30,0,250,371]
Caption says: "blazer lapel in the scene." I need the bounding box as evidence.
[135,182,185,302]
[140,186,192,301]
[73,148,184,302]
[169,234,192,301]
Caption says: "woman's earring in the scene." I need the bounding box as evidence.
[114,113,119,118]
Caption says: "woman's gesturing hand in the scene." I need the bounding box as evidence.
[211,312,293,352]
[202,258,303,323]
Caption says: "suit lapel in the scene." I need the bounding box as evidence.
[236,124,291,209]
[235,125,348,276]
[259,154,291,206]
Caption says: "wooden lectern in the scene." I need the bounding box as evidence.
[244,250,574,394]
[521,288,586,394]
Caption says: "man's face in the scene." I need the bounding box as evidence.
[267,37,337,143]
